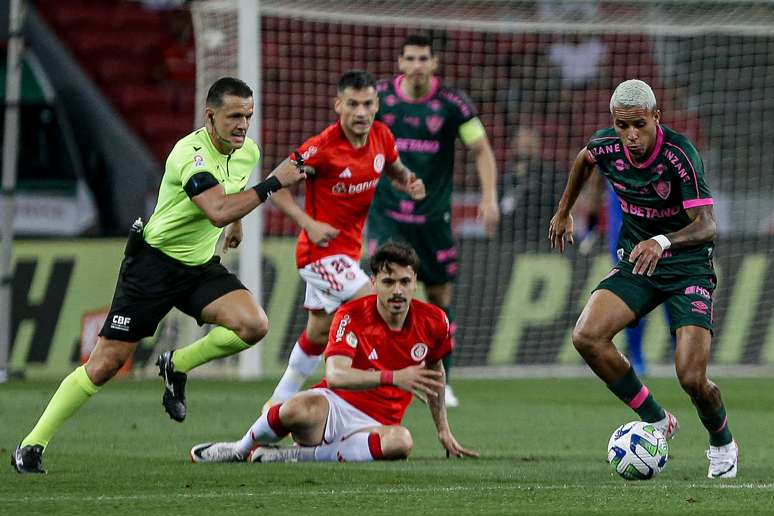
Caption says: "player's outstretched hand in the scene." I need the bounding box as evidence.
[629,238,664,276]
[392,172,426,201]
[393,361,443,401]
[304,220,340,247]
[273,158,311,187]
[222,221,242,253]
[548,213,574,253]
[438,429,479,459]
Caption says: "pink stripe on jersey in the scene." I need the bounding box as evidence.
[628,386,650,409]
[625,125,664,169]
[393,74,440,104]
[683,198,714,209]
[664,141,701,197]
[713,415,728,433]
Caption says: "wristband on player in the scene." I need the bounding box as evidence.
[379,370,394,386]
[253,176,282,203]
[651,234,672,251]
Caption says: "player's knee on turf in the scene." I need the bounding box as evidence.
[279,392,328,430]
[380,426,413,460]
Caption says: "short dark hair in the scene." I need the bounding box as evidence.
[206,77,253,108]
[370,242,421,275]
[401,34,433,56]
[337,70,376,94]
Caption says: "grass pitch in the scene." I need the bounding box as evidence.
[1,376,772,515]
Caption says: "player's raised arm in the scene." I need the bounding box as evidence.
[325,355,443,397]
[465,134,499,236]
[190,160,307,228]
[425,360,479,458]
[386,158,426,200]
[549,147,597,252]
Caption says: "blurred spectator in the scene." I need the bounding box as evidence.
[547,35,607,90]
[499,126,563,247]
[154,9,195,109]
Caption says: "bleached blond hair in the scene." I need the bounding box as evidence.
[609,79,657,114]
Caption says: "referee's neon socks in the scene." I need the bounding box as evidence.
[21,365,100,449]
[172,326,250,374]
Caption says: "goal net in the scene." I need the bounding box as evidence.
[191,0,774,377]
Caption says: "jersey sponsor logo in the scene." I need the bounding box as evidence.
[685,285,712,300]
[653,180,671,200]
[339,168,352,178]
[385,95,398,106]
[425,115,444,134]
[655,163,666,175]
[614,159,627,171]
[346,331,358,348]
[110,315,131,332]
[396,138,440,154]
[373,154,385,174]
[335,314,351,343]
[619,198,680,219]
[663,149,691,182]
[591,143,622,157]
[411,342,428,361]
[368,348,378,360]
[382,113,396,126]
[428,99,442,112]
[331,178,380,195]
[193,154,205,168]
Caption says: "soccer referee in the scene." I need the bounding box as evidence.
[12,77,308,474]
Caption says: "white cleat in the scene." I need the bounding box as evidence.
[248,444,305,463]
[190,442,245,463]
[444,385,460,408]
[652,411,680,440]
[707,440,738,479]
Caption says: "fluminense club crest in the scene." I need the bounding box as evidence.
[653,180,671,200]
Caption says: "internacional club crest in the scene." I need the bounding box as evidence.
[411,343,428,361]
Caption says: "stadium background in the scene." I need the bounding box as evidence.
[4,0,774,378]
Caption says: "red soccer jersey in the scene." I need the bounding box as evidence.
[317,295,453,425]
[293,121,398,268]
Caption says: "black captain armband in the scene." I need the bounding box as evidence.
[253,176,283,203]
[184,172,220,198]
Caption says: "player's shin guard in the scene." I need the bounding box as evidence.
[269,331,325,403]
[607,367,666,422]
[313,432,383,462]
[171,326,250,374]
[236,404,289,456]
[699,404,733,446]
[21,365,100,449]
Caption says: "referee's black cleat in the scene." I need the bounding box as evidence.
[11,444,46,474]
[157,351,187,422]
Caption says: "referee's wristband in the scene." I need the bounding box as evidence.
[380,370,394,386]
[253,176,283,203]
[651,234,671,251]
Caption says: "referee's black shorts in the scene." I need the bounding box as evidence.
[99,241,247,342]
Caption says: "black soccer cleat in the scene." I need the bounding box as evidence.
[11,444,46,474]
[157,351,187,422]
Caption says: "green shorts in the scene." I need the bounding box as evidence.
[367,212,457,286]
[594,265,716,334]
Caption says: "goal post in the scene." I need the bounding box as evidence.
[191,0,774,377]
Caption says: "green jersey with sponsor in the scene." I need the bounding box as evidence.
[143,128,259,266]
[586,124,714,274]
[371,75,484,222]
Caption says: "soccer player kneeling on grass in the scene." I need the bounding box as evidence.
[190,242,478,463]
[549,79,737,479]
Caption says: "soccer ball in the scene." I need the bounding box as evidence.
[607,421,668,480]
